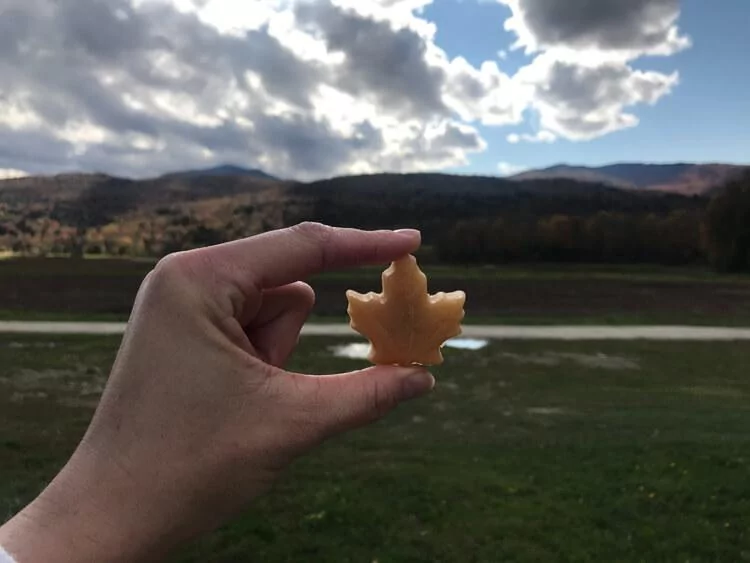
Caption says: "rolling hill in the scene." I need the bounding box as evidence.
[158,164,279,181]
[512,163,749,195]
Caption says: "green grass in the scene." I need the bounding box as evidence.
[2,334,750,561]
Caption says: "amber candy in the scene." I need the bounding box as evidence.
[346,255,466,366]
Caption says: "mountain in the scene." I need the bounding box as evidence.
[512,163,749,195]
[159,164,278,181]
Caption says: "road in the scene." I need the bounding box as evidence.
[2,321,750,341]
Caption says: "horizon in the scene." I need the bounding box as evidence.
[2,159,748,183]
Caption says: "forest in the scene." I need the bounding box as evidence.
[1,170,749,272]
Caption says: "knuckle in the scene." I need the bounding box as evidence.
[143,250,210,299]
[153,251,190,278]
[290,222,334,245]
[288,222,334,271]
[153,250,204,280]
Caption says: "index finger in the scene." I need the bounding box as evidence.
[209,222,421,290]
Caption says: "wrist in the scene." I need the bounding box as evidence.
[0,445,178,563]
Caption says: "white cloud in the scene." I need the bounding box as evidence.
[442,58,527,126]
[0,169,29,180]
[497,161,526,176]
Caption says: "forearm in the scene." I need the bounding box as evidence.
[0,448,178,563]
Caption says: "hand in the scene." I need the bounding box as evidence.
[0,223,435,562]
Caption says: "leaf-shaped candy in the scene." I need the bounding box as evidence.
[346,255,466,366]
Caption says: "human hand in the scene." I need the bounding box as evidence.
[0,223,435,562]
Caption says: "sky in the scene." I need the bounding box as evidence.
[0,0,747,181]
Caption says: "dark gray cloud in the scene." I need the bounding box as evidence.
[539,62,633,113]
[502,0,688,54]
[0,127,75,172]
[252,113,384,176]
[294,0,448,117]
[431,123,484,151]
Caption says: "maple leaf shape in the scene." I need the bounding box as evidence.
[346,255,466,366]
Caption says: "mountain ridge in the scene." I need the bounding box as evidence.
[511,162,749,195]
[158,164,279,181]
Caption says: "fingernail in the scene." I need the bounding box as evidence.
[395,228,421,240]
[401,369,435,401]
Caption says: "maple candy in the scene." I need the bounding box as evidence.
[346,254,466,366]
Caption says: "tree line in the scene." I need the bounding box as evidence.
[435,171,750,273]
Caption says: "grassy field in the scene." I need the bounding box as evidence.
[2,257,750,326]
[2,334,750,561]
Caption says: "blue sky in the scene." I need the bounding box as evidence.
[425,0,750,176]
[0,0,747,180]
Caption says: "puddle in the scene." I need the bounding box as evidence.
[501,352,639,370]
[330,339,489,360]
[329,343,371,360]
[447,339,489,350]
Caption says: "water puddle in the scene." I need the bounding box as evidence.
[330,339,489,360]
[329,343,370,360]
[447,338,490,350]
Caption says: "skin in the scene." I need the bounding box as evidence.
[0,223,435,562]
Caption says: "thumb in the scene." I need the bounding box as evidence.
[298,366,436,436]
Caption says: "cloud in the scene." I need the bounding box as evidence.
[294,0,448,118]
[499,0,691,57]
[0,0,688,177]
[514,54,678,140]
[498,0,687,142]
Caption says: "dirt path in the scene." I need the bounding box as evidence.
[2,321,750,341]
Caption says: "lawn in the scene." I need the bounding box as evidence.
[2,334,750,561]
